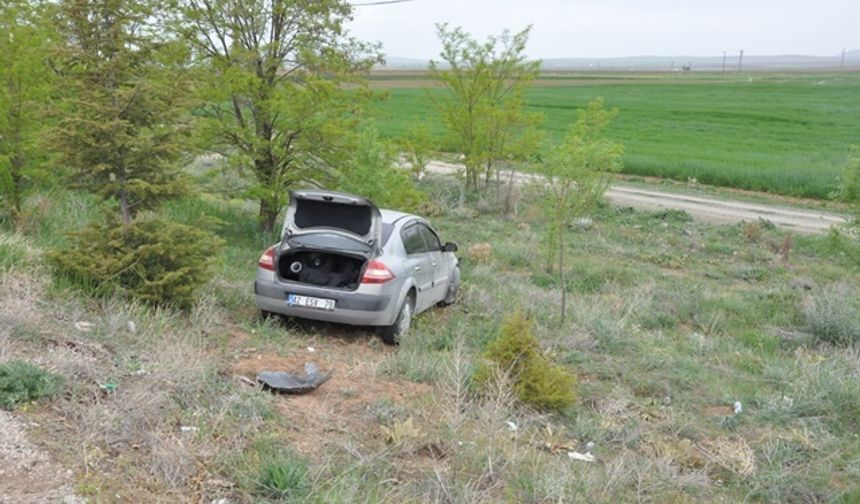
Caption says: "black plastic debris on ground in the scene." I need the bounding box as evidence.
[256,363,333,394]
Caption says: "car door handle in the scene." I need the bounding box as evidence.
[414,265,422,271]
[432,261,437,267]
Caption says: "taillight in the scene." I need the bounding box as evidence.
[361,260,395,284]
[258,246,276,271]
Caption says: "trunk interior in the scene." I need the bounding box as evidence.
[277,250,367,290]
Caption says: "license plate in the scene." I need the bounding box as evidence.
[287,294,336,311]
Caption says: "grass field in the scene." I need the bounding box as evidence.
[371,72,860,199]
[3,176,860,501]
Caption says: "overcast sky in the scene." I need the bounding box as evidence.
[348,0,857,59]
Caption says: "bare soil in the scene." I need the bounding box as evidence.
[0,411,84,504]
[230,334,432,456]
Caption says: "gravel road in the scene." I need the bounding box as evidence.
[425,160,848,235]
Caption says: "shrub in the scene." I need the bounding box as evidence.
[835,146,860,203]
[828,219,860,268]
[804,283,860,346]
[0,360,63,410]
[475,311,576,411]
[48,215,222,307]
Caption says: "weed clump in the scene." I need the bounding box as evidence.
[255,448,309,500]
[0,360,63,410]
[803,283,860,346]
[475,311,576,411]
[49,215,221,307]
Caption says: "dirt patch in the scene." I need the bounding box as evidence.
[230,337,432,455]
[703,405,735,417]
[0,411,84,504]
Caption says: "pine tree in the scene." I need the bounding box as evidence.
[47,1,219,307]
[0,1,55,225]
[52,0,191,225]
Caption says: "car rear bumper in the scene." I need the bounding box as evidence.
[254,279,395,326]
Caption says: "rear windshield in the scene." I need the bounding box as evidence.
[294,199,371,236]
[381,223,394,246]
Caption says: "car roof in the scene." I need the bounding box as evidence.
[379,209,427,248]
[380,209,417,225]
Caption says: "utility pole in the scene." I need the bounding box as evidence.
[738,49,744,72]
[841,47,846,71]
[722,51,727,73]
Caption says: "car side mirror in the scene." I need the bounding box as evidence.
[442,241,458,253]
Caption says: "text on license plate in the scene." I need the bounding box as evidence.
[287,294,336,311]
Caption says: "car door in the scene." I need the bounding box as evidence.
[417,223,449,304]
[400,222,435,312]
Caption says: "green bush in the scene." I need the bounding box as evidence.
[835,146,860,203]
[48,215,222,307]
[475,311,576,411]
[828,218,860,268]
[0,360,63,410]
[804,283,860,346]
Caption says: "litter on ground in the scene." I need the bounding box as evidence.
[256,362,333,394]
[568,451,596,462]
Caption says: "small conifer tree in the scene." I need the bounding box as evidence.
[52,0,191,224]
[48,0,217,306]
[475,311,576,411]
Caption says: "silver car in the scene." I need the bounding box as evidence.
[254,190,460,344]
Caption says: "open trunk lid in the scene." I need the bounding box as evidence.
[281,190,382,255]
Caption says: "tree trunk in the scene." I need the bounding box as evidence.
[543,216,555,273]
[118,187,130,225]
[117,170,130,226]
[259,197,278,233]
[559,221,566,323]
[254,153,279,232]
[465,162,478,193]
[9,154,24,224]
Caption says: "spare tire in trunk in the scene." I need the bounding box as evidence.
[277,250,366,290]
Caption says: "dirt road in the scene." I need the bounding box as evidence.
[425,161,848,235]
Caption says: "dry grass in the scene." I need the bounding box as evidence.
[4,180,860,502]
[0,263,245,501]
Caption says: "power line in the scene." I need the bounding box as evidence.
[351,0,419,6]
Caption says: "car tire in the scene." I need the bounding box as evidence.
[380,294,414,345]
[439,266,461,306]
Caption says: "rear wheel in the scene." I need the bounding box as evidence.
[439,266,461,306]
[379,294,414,345]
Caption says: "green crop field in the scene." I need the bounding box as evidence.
[371,73,860,199]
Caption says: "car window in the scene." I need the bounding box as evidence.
[381,222,394,246]
[418,224,441,252]
[401,224,427,255]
